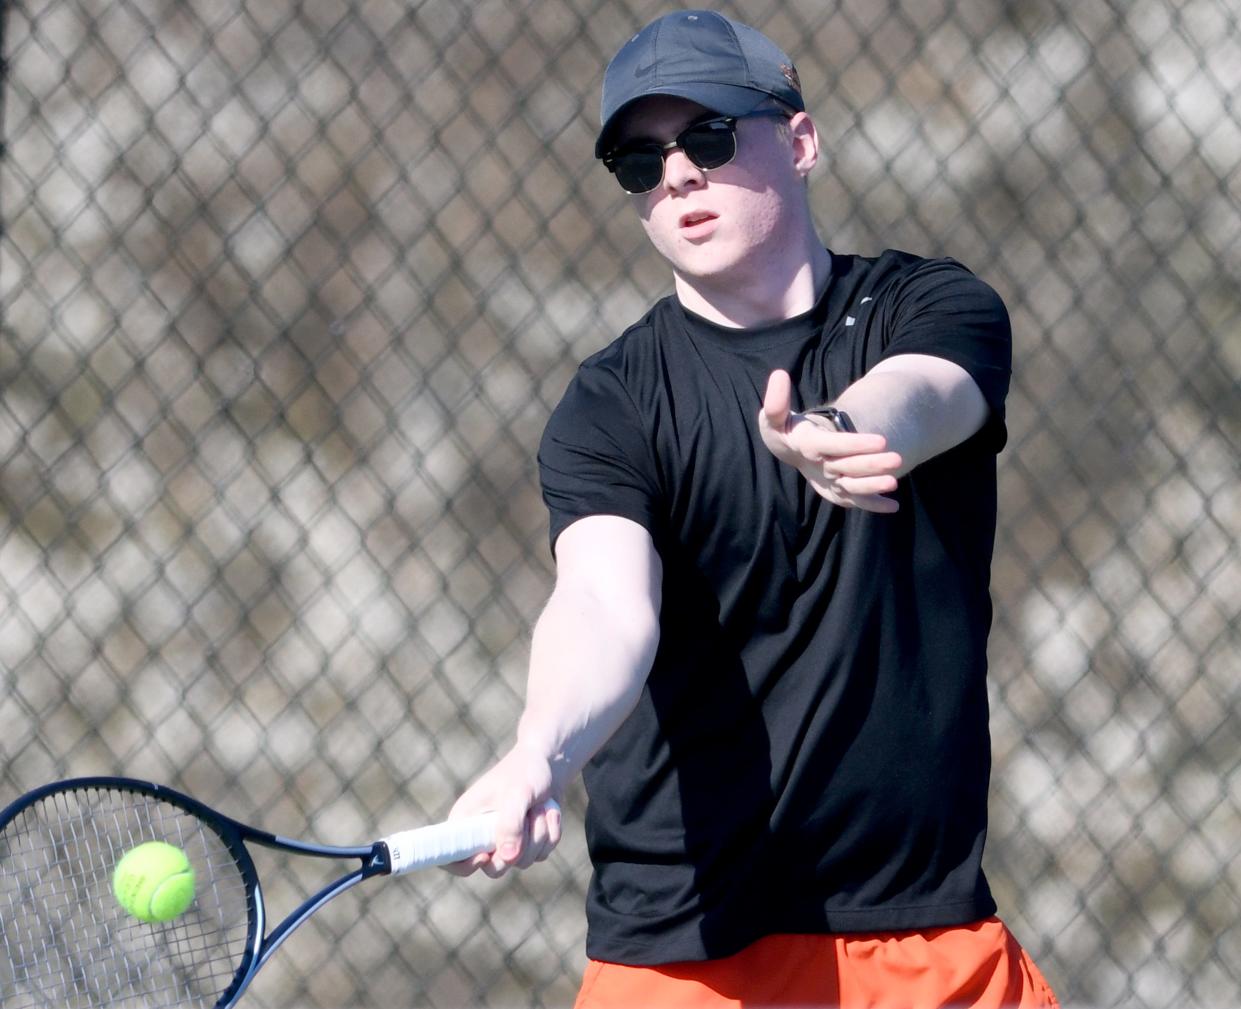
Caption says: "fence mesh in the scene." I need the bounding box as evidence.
[1,1,1238,1007]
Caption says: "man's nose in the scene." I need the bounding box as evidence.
[660,148,706,193]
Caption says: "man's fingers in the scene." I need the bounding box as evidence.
[822,450,902,478]
[834,474,899,496]
[514,801,563,869]
[440,850,490,877]
[492,790,536,868]
[762,369,793,429]
[845,493,901,515]
[794,428,890,461]
[450,797,563,877]
[479,855,508,879]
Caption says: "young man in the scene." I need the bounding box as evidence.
[447,10,1059,1007]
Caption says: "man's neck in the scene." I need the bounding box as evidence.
[672,244,833,329]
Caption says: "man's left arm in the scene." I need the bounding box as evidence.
[757,354,990,512]
[833,353,989,474]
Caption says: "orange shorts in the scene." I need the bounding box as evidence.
[574,918,1059,1009]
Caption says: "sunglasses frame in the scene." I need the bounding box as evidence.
[602,109,792,195]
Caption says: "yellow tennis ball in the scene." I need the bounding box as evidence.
[113,840,196,923]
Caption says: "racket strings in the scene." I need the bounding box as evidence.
[1,787,251,1009]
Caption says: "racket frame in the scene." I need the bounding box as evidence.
[1,776,419,1009]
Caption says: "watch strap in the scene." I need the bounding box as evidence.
[805,405,857,433]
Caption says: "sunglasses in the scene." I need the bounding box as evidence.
[602,110,791,195]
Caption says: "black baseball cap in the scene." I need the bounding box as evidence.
[596,10,804,158]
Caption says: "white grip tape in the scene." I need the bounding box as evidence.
[383,813,497,875]
[381,800,561,876]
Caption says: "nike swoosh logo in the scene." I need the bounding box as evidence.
[634,62,658,77]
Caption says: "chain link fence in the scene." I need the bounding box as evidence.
[1,1,1238,1006]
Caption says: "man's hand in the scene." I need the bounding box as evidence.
[440,741,562,879]
[757,370,903,513]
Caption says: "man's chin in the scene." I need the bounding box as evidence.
[668,246,748,284]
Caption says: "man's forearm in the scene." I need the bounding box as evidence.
[831,354,989,475]
[514,578,659,793]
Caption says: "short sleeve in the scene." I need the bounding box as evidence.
[538,360,662,554]
[881,258,1012,446]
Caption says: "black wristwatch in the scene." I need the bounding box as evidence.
[805,405,856,433]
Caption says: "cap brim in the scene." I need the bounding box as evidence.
[595,83,773,158]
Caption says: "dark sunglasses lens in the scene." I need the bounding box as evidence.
[608,119,740,194]
[681,123,737,170]
[613,151,664,194]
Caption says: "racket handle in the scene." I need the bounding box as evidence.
[382,814,496,874]
[380,800,560,875]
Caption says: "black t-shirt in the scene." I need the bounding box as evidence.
[538,249,1012,965]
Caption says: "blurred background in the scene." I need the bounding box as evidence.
[1,1,1237,1007]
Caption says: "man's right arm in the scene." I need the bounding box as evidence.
[443,514,661,877]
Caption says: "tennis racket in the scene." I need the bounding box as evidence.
[0,775,551,1008]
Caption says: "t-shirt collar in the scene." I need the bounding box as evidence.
[673,250,840,348]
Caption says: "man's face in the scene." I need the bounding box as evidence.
[610,95,808,287]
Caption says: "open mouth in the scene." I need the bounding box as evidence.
[679,211,718,229]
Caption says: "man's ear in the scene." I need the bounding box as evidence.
[789,112,820,178]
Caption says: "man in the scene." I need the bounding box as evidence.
[447,10,1059,1007]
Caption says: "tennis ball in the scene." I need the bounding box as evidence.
[113,840,196,923]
